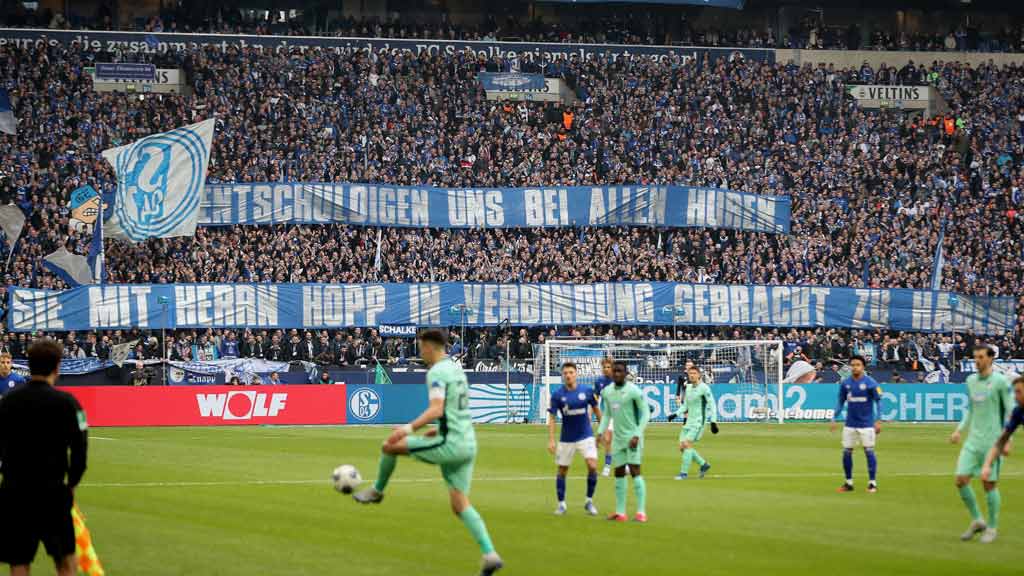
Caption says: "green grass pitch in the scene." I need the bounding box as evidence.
[39,423,1023,575]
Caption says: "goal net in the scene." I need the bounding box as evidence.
[534,340,784,423]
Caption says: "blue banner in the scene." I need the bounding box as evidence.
[167,358,291,385]
[0,29,773,65]
[95,62,155,80]
[10,358,118,376]
[477,72,546,91]
[8,283,1015,334]
[199,183,791,233]
[959,360,1024,374]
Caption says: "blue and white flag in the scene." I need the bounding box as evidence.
[0,203,25,258]
[42,247,93,287]
[0,87,15,135]
[42,204,107,287]
[101,118,215,242]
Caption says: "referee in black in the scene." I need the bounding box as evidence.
[0,339,88,576]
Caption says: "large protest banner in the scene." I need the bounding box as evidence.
[199,183,791,233]
[8,283,1014,334]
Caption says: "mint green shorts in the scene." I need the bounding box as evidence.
[610,438,644,468]
[408,435,477,494]
[679,425,704,444]
[956,446,1001,481]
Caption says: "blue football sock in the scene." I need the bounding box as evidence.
[842,448,853,483]
[865,448,877,482]
[604,453,612,466]
[586,472,597,499]
[556,475,566,502]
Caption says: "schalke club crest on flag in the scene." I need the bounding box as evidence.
[101,118,215,242]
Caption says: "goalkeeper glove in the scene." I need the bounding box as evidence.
[710,422,719,435]
[667,414,677,422]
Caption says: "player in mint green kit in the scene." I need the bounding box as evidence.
[596,361,650,523]
[353,329,502,575]
[668,364,718,479]
[950,345,1013,544]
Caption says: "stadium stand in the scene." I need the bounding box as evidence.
[0,8,1022,375]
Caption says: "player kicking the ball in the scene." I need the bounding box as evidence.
[951,345,1012,544]
[547,362,602,516]
[829,355,882,493]
[669,364,718,479]
[596,361,650,522]
[353,329,503,575]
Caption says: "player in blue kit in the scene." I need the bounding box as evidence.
[547,362,603,516]
[829,355,883,493]
[592,358,615,476]
[0,353,26,397]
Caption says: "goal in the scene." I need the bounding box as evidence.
[534,340,784,423]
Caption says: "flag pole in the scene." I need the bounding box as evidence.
[95,200,104,284]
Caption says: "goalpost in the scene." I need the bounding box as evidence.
[535,340,785,424]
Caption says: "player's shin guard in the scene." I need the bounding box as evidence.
[633,476,646,515]
[614,477,627,515]
[556,475,566,503]
[986,489,1001,530]
[373,453,397,493]
[865,448,877,482]
[458,506,496,555]
[586,472,597,499]
[959,485,983,522]
[842,448,853,483]
[681,449,694,473]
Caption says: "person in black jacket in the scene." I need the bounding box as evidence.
[0,339,88,576]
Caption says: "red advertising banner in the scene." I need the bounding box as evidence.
[62,385,348,426]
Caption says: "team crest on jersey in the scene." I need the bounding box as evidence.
[859,383,866,390]
[578,392,586,401]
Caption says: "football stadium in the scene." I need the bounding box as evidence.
[1,0,1024,574]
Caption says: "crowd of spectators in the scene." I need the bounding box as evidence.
[5,4,1024,53]
[0,324,999,377]
[0,35,1022,361]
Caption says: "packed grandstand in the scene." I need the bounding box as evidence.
[0,2,1022,383]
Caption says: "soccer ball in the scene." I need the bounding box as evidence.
[332,464,362,494]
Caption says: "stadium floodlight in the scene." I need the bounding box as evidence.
[537,339,784,423]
